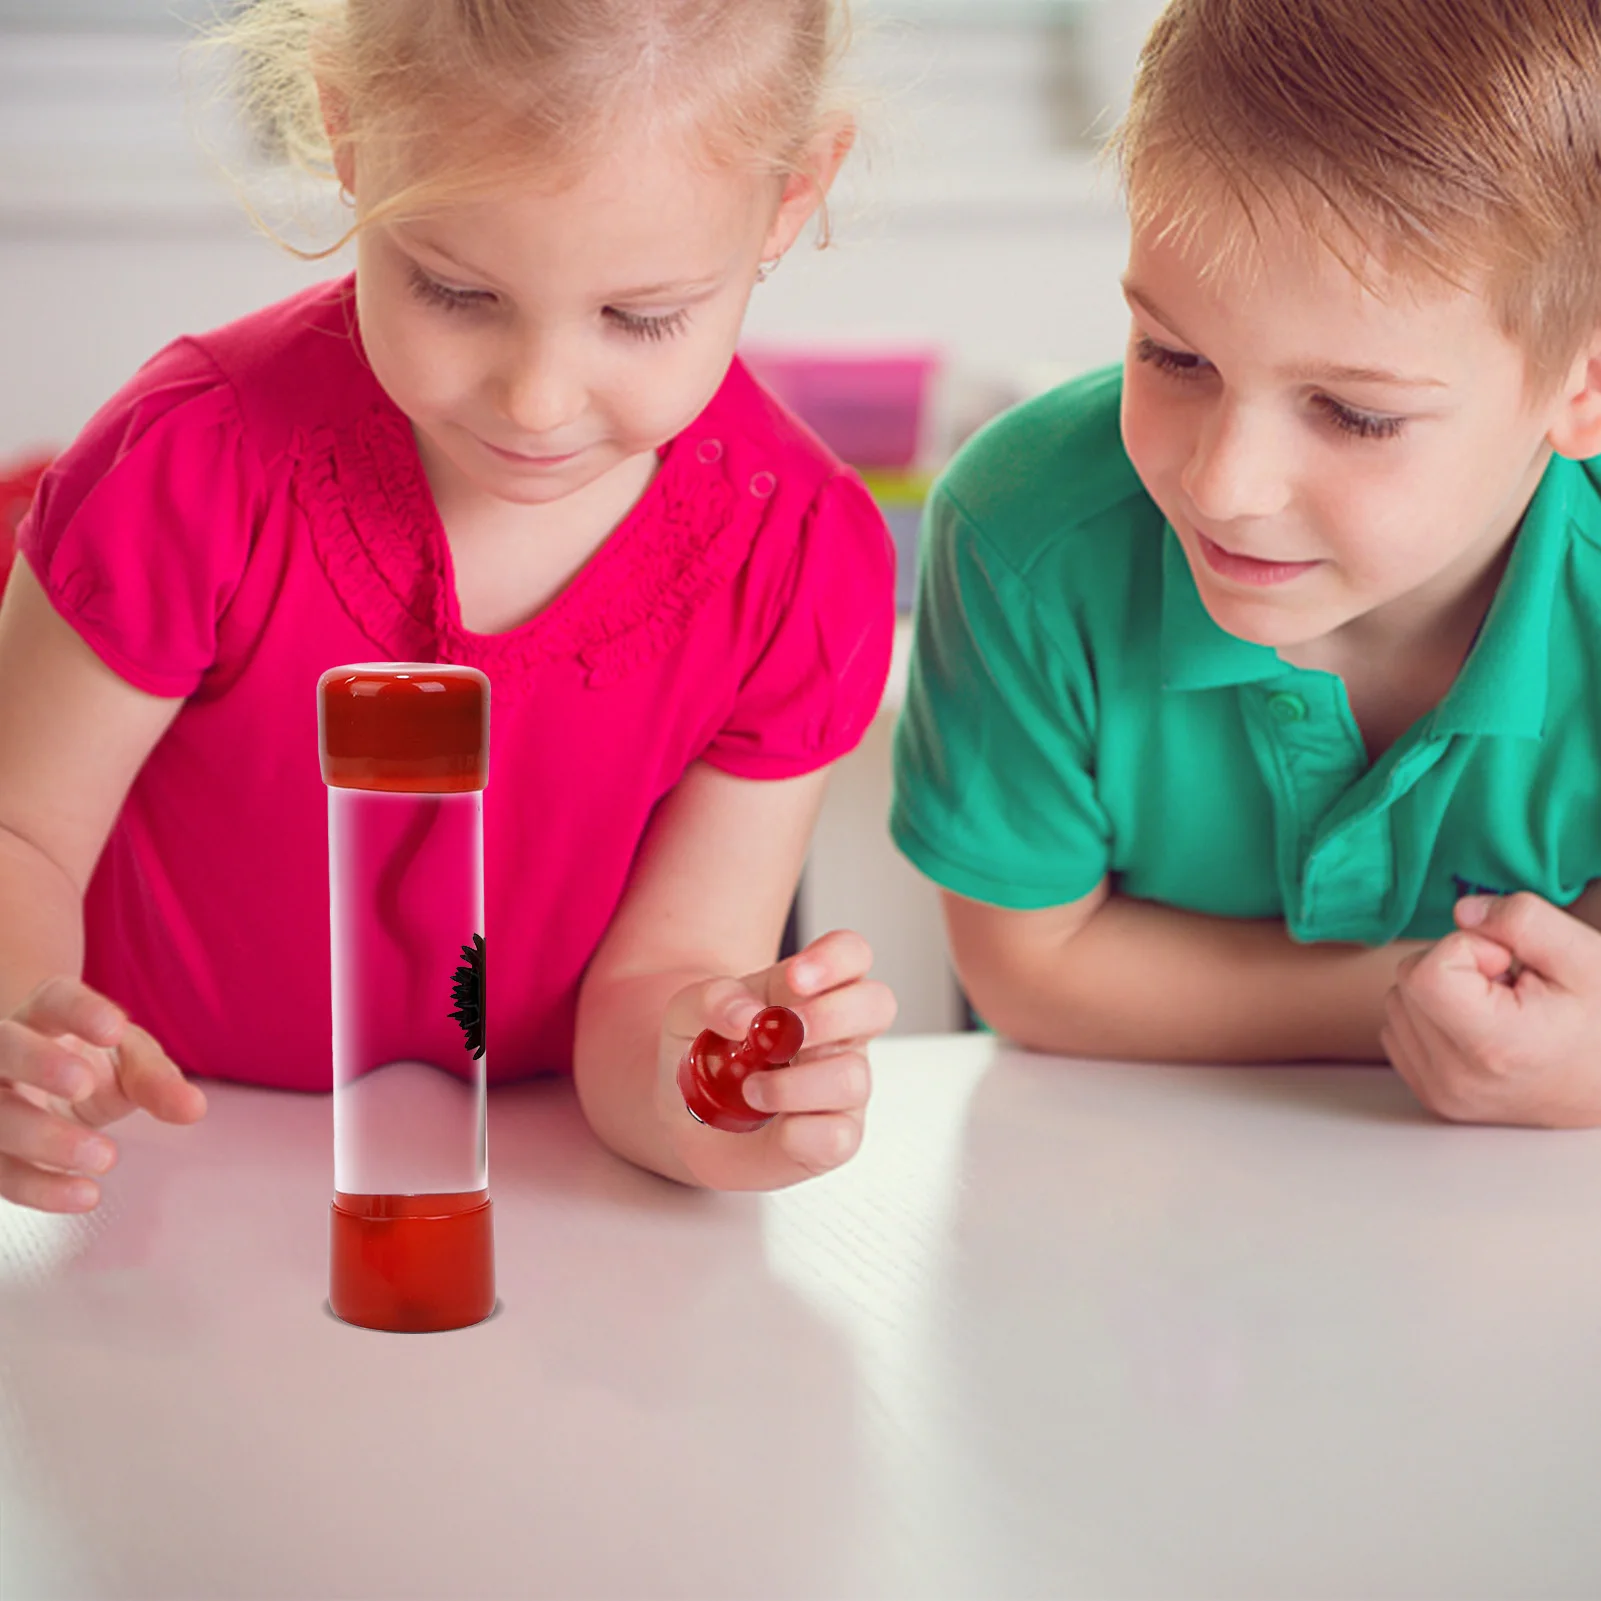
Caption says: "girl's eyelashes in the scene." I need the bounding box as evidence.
[605,306,691,342]
[406,266,689,342]
[408,265,494,312]
[1133,333,1407,442]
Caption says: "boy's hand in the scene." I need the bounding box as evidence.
[1381,894,1601,1127]
[0,976,206,1212]
[658,930,897,1190]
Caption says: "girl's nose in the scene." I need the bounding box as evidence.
[496,334,586,438]
[1180,400,1292,524]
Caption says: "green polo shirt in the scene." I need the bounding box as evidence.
[890,366,1601,945]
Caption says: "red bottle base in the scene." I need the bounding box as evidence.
[330,1190,495,1332]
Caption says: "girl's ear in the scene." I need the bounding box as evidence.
[1546,330,1601,460]
[760,113,857,260]
[317,79,357,196]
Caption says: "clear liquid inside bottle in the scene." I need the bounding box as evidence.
[329,787,486,1197]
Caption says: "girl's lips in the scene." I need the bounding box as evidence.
[1196,531,1322,587]
[484,440,584,467]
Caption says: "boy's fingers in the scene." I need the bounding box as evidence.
[742,1050,871,1116]
[110,1026,206,1125]
[1403,934,1523,1037]
[1455,892,1601,987]
[12,978,125,1050]
[1380,987,1429,1078]
[0,1152,100,1214]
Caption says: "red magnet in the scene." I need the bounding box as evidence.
[678,1005,805,1133]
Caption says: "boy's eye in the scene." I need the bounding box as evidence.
[605,306,690,342]
[1136,332,1408,443]
[1133,334,1210,379]
[1313,394,1407,442]
[408,267,495,313]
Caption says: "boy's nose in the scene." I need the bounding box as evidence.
[1180,402,1291,523]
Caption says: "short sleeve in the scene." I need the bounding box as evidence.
[705,471,896,779]
[17,339,261,699]
[890,482,1111,909]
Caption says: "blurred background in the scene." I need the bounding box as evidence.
[0,0,1167,1033]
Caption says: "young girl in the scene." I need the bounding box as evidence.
[0,0,898,1214]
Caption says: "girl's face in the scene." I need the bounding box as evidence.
[347,124,823,516]
[1119,201,1582,655]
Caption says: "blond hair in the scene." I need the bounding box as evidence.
[208,0,850,256]
[1112,0,1601,390]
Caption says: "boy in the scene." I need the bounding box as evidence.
[891,0,1601,1126]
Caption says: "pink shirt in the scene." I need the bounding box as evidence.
[19,277,895,1090]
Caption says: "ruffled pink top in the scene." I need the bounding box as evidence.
[18,277,895,1089]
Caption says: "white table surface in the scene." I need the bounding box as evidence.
[3,1035,1599,1601]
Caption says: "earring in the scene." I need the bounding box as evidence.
[755,255,782,284]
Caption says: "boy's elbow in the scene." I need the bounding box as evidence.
[951,949,1088,1058]
[943,887,1113,1058]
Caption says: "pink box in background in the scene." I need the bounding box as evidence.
[739,345,942,470]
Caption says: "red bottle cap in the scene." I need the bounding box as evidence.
[319,663,489,793]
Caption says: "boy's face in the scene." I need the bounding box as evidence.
[1120,204,1572,654]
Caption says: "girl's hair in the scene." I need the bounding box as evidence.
[1111,0,1601,391]
[209,0,850,256]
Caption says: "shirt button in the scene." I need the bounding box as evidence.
[1268,691,1308,724]
[696,438,723,464]
[749,470,776,498]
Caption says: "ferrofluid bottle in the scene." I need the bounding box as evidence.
[319,662,495,1332]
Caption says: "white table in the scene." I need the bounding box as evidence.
[3,1036,1599,1600]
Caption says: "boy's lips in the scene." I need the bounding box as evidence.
[1195,531,1323,587]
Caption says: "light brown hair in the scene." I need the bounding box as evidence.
[208,0,850,256]
[1113,0,1601,390]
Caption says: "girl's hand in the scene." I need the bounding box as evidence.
[0,976,206,1212]
[1381,893,1601,1127]
[659,930,897,1190]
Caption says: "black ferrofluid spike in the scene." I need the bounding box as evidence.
[449,933,486,1059]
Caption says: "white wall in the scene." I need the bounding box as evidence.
[0,22,1146,448]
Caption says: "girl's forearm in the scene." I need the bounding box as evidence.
[572,967,700,1184]
[0,825,84,1015]
[965,894,1424,1064]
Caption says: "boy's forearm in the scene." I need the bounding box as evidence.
[967,894,1423,1064]
[0,825,84,1015]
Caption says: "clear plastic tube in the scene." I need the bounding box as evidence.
[320,663,494,1332]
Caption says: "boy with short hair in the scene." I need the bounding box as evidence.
[892,0,1601,1125]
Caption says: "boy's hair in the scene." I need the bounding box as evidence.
[1112,0,1601,391]
[207,0,850,256]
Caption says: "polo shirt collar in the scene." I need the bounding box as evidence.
[1158,454,1581,733]
[1425,453,1578,740]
